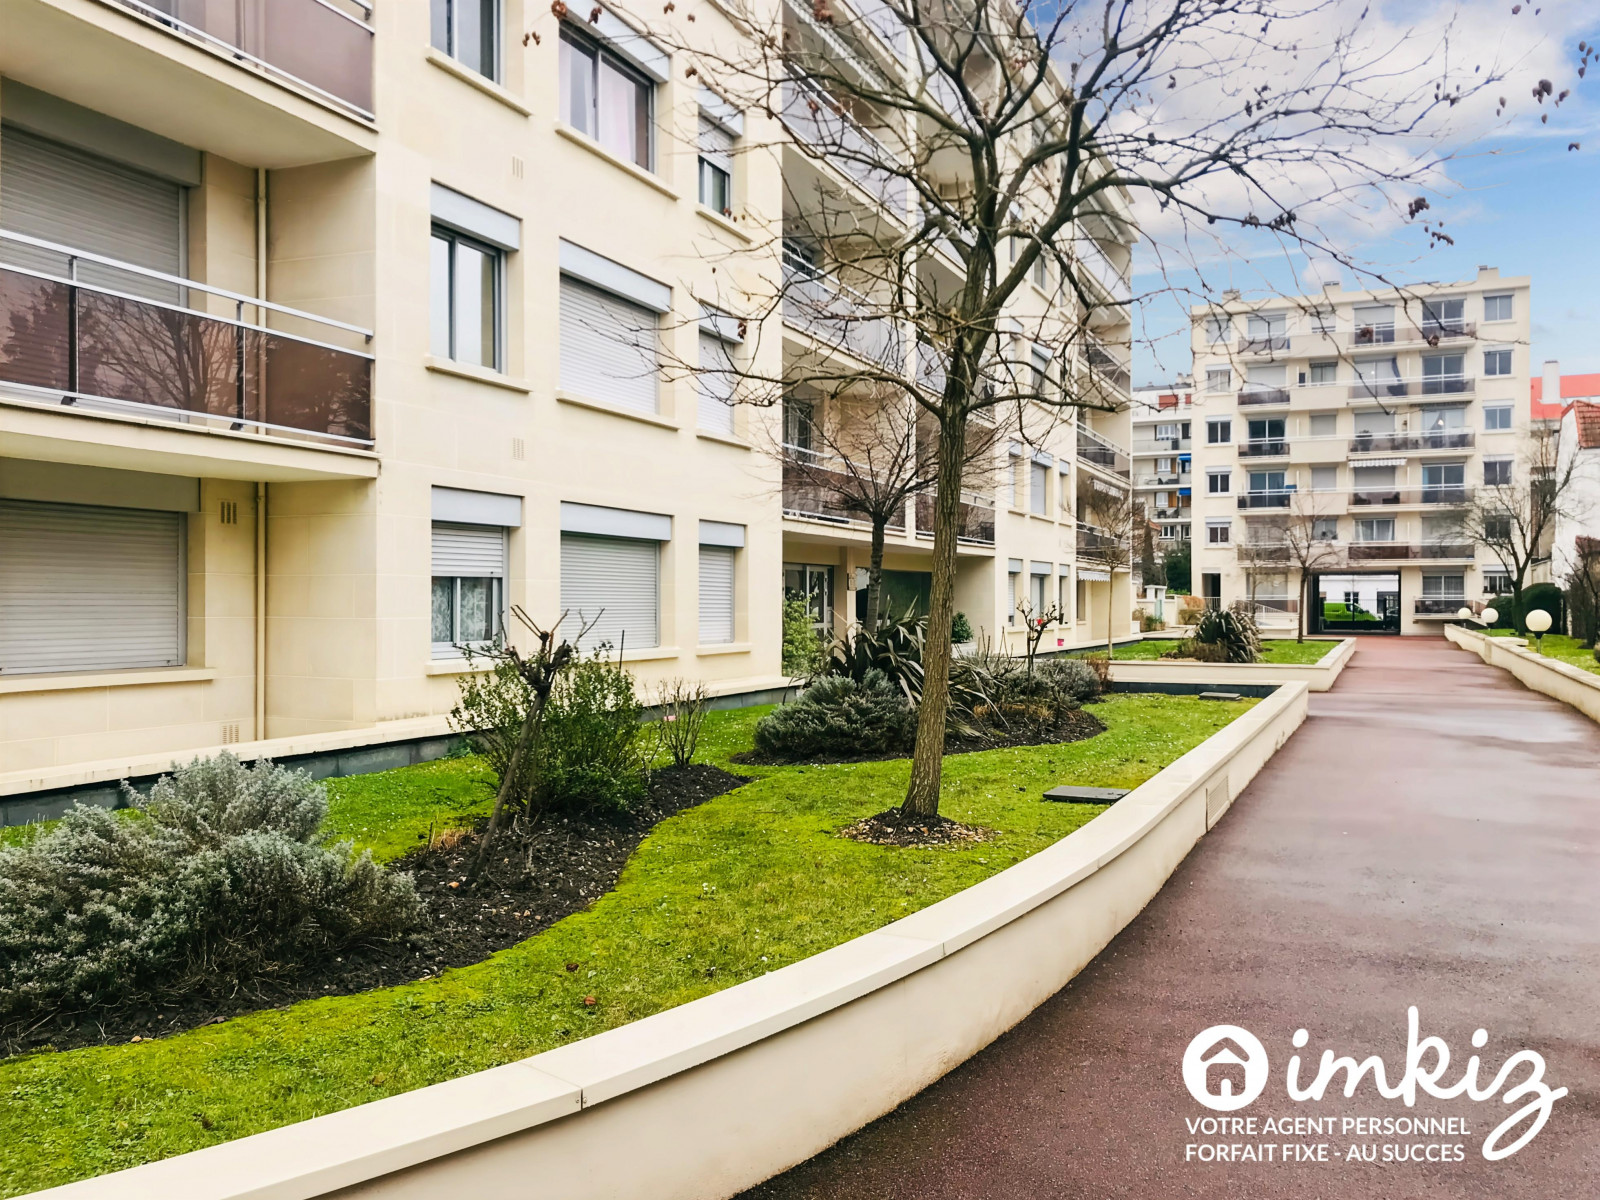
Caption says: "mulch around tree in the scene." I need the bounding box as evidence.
[838,808,994,848]
[733,705,1107,767]
[4,763,748,1057]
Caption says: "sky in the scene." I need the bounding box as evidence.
[1122,0,1600,389]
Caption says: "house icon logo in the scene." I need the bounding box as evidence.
[1182,1025,1269,1111]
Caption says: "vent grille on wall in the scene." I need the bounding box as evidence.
[220,722,241,745]
[220,500,239,525]
[512,437,526,460]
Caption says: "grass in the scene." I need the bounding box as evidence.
[1083,638,1338,664]
[0,694,1253,1196]
[1484,630,1600,676]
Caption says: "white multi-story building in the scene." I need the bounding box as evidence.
[1131,377,1194,553]
[1540,364,1600,585]
[1189,268,1531,634]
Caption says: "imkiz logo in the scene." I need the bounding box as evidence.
[1180,1008,1568,1160]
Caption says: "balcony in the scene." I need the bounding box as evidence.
[914,493,996,545]
[1236,543,1291,563]
[1076,521,1123,561]
[1133,436,1190,454]
[1237,491,1291,510]
[1414,597,1469,616]
[1348,542,1476,563]
[0,229,372,450]
[782,248,904,371]
[781,78,907,215]
[1076,426,1131,478]
[1238,438,1290,459]
[1084,334,1131,394]
[1074,238,1130,306]
[1236,335,1289,355]
[1347,376,1474,400]
[1238,386,1291,407]
[1349,487,1472,508]
[1350,323,1476,348]
[1348,430,1475,454]
[1152,505,1188,520]
[781,448,906,529]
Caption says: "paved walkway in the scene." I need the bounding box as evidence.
[744,637,1600,1199]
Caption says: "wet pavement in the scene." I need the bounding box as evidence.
[743,636,1600,1199]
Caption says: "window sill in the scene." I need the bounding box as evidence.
[425,356,532,393]
[425,48,533,116]
[696,205,753,243]
[696,429,752,450]
[554,123,679,200]
[696,642,752,657]
[0,667,218,695]
[425,659,493,676]
[621,646,680,663]
[557,391,680,430]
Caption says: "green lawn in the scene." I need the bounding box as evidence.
[1085,638,1337,665]
[1484,631,1600,676]
[0,694,1253,1196]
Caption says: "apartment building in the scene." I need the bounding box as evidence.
[1189,268,1531,634]
[1131,377,1194,552]
[0,0,1134,780]
[1537,365,1600,584]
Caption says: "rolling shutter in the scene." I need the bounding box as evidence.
[431,522,506,576]
[698,115,733,171]
[0,128,183,301]
[698,544,735,644]
[0,499,183,674]
[559,277,659,413]
[698,330,736,434]
[560,533,659,651]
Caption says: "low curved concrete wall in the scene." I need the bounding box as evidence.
[1109,637,1354,693]
[37,683,1310,1200]
[1445,624,1600,724]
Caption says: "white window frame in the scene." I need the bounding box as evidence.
[559,23,657,171]
[1483,347,1512,377]
[1205,520,1231,545]
[1207,469,1232,495]
[1206,418,1232,445]
[1483,293,1514,323]
[1483,404,1512,431]
[432,0,501,82]
[430,223,505,370]
[1205,367,1231,392]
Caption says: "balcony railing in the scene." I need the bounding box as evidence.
[1074,238,1130,305]
[1350,323,1476,348]
[1414,597,1469,615]
[1236,335,1289,354]
[781,78,908,214]
[781,448,906,529]
[1350,486,1472,507]
[914,492,996,545]
[1133,436,1190,454]
[1349,430,1475,454]
[1084,334,1131,393]
[0,229,373,446]
[1076,521,1123,561]
[1237,490,1292,510]
[1236,543,1291,562]
[1076,426,1131,477]
[114,0,375,118]
[916,340,946,395]
[1152,506,1188,520]
[1347,376,1475,400]
[1348,542,1476,562]
[1238,438,1290,458]
[1238,386,1291,406]
[782,248,903,371]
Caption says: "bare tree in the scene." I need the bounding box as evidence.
[1017,597,1067,673]
[1080,483,1135,660]
[603,0,1577,817]
[1567,537,1600,650]
[1239,494,1344,642]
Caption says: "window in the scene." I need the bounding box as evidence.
[1422,574,1465,599]
[1005,444,1022,508]
[1484,404,1512,431]
[1421,353,1467,394]
[1308,361,1337,385]
[1246,311,1286,343]
[1030,459,1049,514]
[1032,255,1048,289]
[1312,517,1339,541]
[1483,570,1512,595]
[1207,469,1231,494]
[1007,568,1020,625]
[559,276,660,412]
[1031,349,1053,398]
[1483,348,1512,377]
[1311,466,1337,491]
[1206,520,1231,545]
[1029,566,1049,614]
[784,563,833,634]
[698,325,737,434]
[698,541,737,645]
[1355,518,1395,543]
[1353,304,1395,344]
[1309,412,1337,437]
[561,532,661,651]
[1483,293,1513,322]
[1484,458,1512,487]
[1423,462,1465,499]
[1420,297,1465,336]
[698,114,733,213]
[1155,422,1179,440]
[1310,308,1335,334]
[783,395,816,455]
[560,26,653,170]
[431,523,506,657]
[1203,315,1230,343]
[1248,470,1286,494]
[432,0,499,81]
[0,500,183,674]
[1247,417,1285,444]
[1206,418,1232,445]
[1205,367,1231,392]
[431,226,502,369]
[1485,515,1512,541]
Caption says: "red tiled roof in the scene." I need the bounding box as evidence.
[1531,373,1600,420]
[1575,400,1600,449]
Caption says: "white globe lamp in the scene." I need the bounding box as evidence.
[1525,608,1552,653]
[1481,607,1498,626]
[1456,607,1472,621]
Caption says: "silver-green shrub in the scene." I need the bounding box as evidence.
[0,754,422,1024]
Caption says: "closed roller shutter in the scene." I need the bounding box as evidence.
[0,128,183,301]
[0,499,183,674]
[698,116,733,171]
[431,523,506,576]
[560,533,659,651]
[559,277,659,413]
[698,330,735,434]
[698,545,735,644]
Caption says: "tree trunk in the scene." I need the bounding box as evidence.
[1297,570,1307,642]
[865,519,887,630]
[902,414,968,818]
[1105,576,1114,660]
[468,688,545,884]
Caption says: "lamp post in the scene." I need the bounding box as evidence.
[1456,607,1472,623]
[1526,608,1552,655]
[1481,607,1499,627]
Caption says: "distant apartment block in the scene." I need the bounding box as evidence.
[1130,378,1194,554]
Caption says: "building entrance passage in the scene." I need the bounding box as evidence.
[1314,572,1400,633]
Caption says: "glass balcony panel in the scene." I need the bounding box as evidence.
[257,331,374,442]
[0,270,71,390]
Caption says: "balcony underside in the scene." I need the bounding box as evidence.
[0,0,375,167]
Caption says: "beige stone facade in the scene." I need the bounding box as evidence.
[0,0,1134,781]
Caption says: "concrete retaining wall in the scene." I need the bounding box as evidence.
[1108,637,1354,693]
[35,682,1309,1200]
[1445,624,1600,724]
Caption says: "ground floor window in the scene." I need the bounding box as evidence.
[1483,570,1512,596]
[699,544,736,645]
[784,562,833,635]
[1422,573,1465,598]
[561,533,661,652]
[431,522,507,657]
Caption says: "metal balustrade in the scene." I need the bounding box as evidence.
[1348,430,1475,453]
[780,446,907,529]
[781,247,904,371]
[1237,386,1291,406]
[915,492,996,544]
[781,77,908,213]
[1076,521,1123,560]
[1076,426,1131,477]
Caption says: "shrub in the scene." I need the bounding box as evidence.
[1191,606,1261,663]
[947,649,1095,741]
[824,607,926,705]
[0,755,422,1025]
[1036,654,1102,703]
[654,678,711,768]
[781,596,827,678]
[950,610,974,644]
[1084,652,1113,690]
[1178,595,1205,626]
[1142,610,1166,632]
[451,651,540,810]
[752,670,915,761]
[537,652,650,816]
